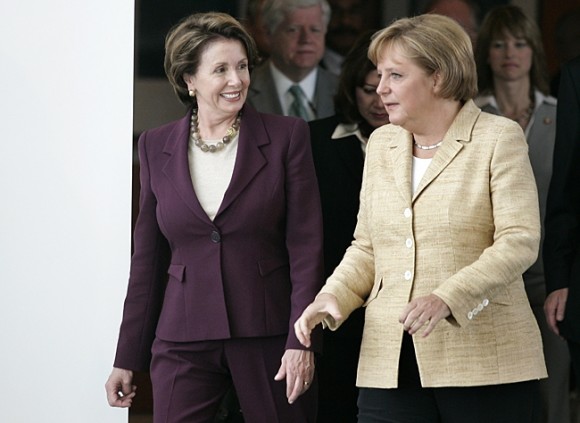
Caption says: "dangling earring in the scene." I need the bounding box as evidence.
[188,89,195,97]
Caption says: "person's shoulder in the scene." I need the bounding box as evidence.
[476,110,520,131]
[256,110,303,127]
[249,61,272,84]
[536,97,557,120]
[565,54,580,71]
[473,94,496,110]
[473,112,525,149]
[309,115,340,131]
[373,122,400,137]
[532,89,557,108]
[364,124,401,159]
[316,66,339,89]
[140,113,189,142]
[308,115,342,146]
[244,104,306,133]
[365,123,401,148]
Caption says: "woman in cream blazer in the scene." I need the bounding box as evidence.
[295,14,546,423]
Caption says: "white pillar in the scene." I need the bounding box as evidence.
[0,1,134,422]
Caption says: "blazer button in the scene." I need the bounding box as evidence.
[210,230,221,243]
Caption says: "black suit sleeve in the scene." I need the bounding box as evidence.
[543,57,580,293]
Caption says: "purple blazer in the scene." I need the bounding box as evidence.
[114,104,324,371]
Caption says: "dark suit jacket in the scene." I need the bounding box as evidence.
[309,115,364,279]
[247,60,338,120]
[309,115,364,422]
[544,55,580,342]
[114,104,324,371]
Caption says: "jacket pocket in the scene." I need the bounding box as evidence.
[363,277,383,307]
[258,257,289,277]
[490,286,513,305]
[167,264,185,282]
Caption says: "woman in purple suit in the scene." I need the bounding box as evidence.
[105,12,323,423]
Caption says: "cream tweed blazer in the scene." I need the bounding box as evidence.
[320,100,547,388]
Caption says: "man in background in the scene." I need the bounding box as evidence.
[321,0,381,76]
[247,0,338,121]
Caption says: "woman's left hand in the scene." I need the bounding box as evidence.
[399,294,451,337]
[274,349,315,404]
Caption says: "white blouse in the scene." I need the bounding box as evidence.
[188,134,239,221]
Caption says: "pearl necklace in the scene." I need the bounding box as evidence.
[414,140,442,150]
[190,109,241,153]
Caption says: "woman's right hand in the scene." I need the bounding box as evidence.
[294,293,342,347]
[105,367,136,408]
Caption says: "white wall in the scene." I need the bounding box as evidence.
[0,1,133,422]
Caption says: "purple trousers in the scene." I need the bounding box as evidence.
[150,335,318,423]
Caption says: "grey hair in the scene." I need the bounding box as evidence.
[261,0,331,34]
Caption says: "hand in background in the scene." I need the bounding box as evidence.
[544,288,569,337]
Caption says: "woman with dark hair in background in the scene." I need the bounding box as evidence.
[474,6,569,422]
[309,31,389,422]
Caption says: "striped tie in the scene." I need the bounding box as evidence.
[288,84,310,120]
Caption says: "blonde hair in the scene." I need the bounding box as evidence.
[368,14,477,102]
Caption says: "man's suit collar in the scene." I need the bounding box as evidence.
[268,61,318,101]
[249,60,338,120]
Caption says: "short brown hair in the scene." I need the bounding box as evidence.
[164,12,258,106]
[368,14,477,102]
[475,5,549,95]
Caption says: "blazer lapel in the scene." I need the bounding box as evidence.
[162,110,213,224]
[388,128,414,205]
[413,100,480,201]
[216,105,268,217]
[412,139,463,201]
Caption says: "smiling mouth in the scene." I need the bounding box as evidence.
[222,92,240,99]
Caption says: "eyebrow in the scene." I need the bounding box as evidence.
[211,58,248,66]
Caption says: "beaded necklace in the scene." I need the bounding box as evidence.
[190,109,242,153]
